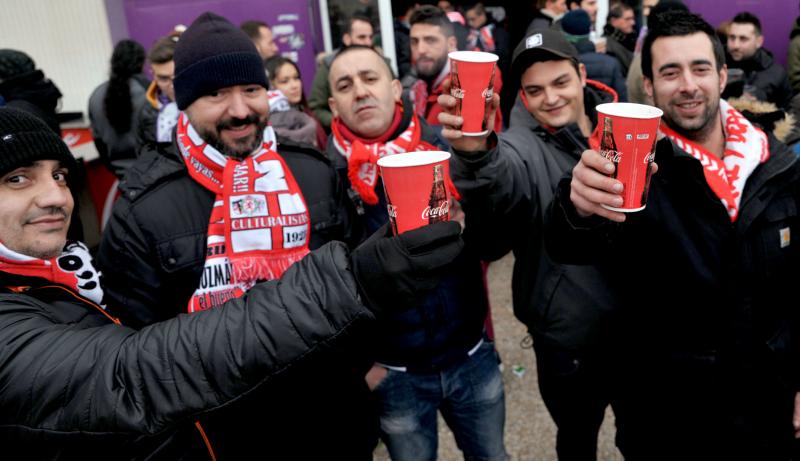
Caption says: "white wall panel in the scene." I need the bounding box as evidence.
[0,0,114,115]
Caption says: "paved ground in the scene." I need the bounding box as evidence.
[374,254,623,461]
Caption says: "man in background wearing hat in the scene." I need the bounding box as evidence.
[97,12,382,459]
[438,29,621,461]
[326,44,510,461]
[0,106,463,457]
[560,9,627,101]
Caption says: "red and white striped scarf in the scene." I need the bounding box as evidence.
[330,106,444,205]
[0,240,106,307]
[176,113,310,313]
[660,99,769,221]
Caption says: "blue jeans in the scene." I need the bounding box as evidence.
[373,341,510,461]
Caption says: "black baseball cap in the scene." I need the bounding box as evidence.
[511,29,579,82]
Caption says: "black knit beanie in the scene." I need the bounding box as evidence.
[0,107,76,178]
[173,12,269,110]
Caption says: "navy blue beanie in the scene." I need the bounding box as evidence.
[561,9,592,38]
[173,12,268,110]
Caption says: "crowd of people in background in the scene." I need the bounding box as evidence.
[1,0,800,460]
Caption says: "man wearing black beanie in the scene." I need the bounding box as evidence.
[0,105,464,458]
[96,11,428,460]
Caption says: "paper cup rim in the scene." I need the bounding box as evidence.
[596,102,663,120]
[448,51,499,63]
[377,151,451,168]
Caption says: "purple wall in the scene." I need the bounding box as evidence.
[686,0,797,66]
[121,0,322,98]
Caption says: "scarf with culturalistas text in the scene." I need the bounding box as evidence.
[176,112,310,312]
[660,99,769,221]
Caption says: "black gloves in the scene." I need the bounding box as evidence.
[350,221,464,314]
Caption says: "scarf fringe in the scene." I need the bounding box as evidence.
[231,251,310,284]
[347,140,381,205]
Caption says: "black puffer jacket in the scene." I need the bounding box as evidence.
[727,47,793,109]
[0,244,373,460]
[96,138,373,459]
[98,138,361,326]
[451,81,620,353]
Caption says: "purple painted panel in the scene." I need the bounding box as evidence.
[121,0,322,99]
[686,0,797,66]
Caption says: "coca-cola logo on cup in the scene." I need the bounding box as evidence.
[601,149,622,163]
[482,88,493,100]
[451,88,465,99]
[421,201,450,220]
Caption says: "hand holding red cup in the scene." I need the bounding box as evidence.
[595,103,663,212]
[377,151,452,234]
[448,51,498,136]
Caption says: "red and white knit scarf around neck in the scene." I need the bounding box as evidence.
[176,112,310,313]
[660,99,769,221]
[0,241,106,307]
[331,106,460,205]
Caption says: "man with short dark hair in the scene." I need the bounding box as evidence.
[309,14,376,130]
[97,12,451,459]
[0,105,463,458]
[547,10,799,460]
[404,5,503,134]
[240,20,279,60]
[438,28,621,461]
[726,11,792,108]
[326,44,510,461]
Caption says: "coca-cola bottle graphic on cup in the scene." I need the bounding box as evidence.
[600,116,620,179]
[450,61,463,118]
[481,65,496,132]
[640,137,657,207]
[427,164,449,224]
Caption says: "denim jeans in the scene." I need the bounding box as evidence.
[373,341,510,461]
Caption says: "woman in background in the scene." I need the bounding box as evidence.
[266,56,327,149]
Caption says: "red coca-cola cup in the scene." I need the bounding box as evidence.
[596,102,663,212]
[448,51,498,136]
[377,151,451,234]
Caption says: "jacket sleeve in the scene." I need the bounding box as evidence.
[308,62,333,129]
[544,173,618,266]
[0,242,373,436]
[450,133,540,261]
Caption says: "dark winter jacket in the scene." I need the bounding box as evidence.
[603,25,634,77]
[326,100,488,372]
[0,244,374,460]
[88,74,149,177]
[545,128,800,460]
[451,81,619,352]
[96,137,373,459]
[574,39,628,101]
[727,47,793,109]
